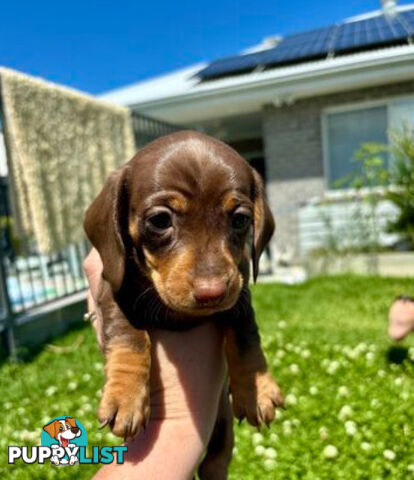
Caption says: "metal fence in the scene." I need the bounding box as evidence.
[0,107,184,356]
[131,111,183,148]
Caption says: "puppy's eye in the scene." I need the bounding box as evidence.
[232,212,251,231]
[59,426,63,431]
[147,211,172,231]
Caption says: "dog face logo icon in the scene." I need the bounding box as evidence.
[41,416,87,465]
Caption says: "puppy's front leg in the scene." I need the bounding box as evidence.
[225,292,284,427]
[98,284,151,439]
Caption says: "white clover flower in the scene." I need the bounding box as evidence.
[17,407,25,415]
[68,381,78,391]
[338,405,353,421]
[276,350,286,359]
[66,369,74,377]
[290,364,300,375]
[309,386,318,396]
[347,349,359,360]
[282,420,292,435]
[252,432,264,445]
[254,445,265,456]
[366,352,375,362]
[94,362,103,371]
[273,359,281,367]
[338,386,349,398]
[319,426,329,440]
[21,431,39,442]
[395,377,404,386]
[361,442,371,451]
[327,361,340,375]
[345,420,357,436]
[278,320,287,329]
[232,446,238,456]
[401,391,410,401]
[383,449,396,461]
[4,402,12,410]
[407,464,414,473]
[275,409,284,420]
[82,404,92,413]
[409,347,414,362]
[301,349,311,359]
[370,398,379,408]
[269,433,278,443]
[285,343,294,352]
[96,388,102,397]
[356,342,367,353]
[45,386,57,397]
[264,447,277,459]
[82,373,91,382]
[323,445,338,459]
[285,394,297,406]
[264,459,277,470]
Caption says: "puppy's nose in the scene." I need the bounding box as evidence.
[194,278,227,304]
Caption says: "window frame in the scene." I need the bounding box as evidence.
[321,94,414,192]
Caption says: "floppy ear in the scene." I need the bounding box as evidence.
[84,167,129,292]
[251,168,275,282]
[65,417,76,427]
[43,420,58,439]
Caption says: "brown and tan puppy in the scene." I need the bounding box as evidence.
[84,130,283,477]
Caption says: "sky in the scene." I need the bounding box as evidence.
[1,0,413,95]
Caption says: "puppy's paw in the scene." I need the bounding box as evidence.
[98,378,150,439]
[231,372,284,427]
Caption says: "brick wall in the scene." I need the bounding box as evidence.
[262,80,414,260]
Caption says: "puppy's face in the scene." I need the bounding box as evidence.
[85,131,274,318]
[131,140,254,316]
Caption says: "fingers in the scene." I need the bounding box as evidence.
[83,248,104,301]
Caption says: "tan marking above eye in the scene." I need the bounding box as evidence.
[166,195,188,213]
[222,192,253,214]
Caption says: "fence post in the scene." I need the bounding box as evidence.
[0,76,17,360]
[0,244,16,360]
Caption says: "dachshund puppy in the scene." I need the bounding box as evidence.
[84,131,283,477]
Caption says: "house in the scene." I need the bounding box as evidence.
[102,1,414,261]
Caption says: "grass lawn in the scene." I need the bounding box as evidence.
[1,274,414,479]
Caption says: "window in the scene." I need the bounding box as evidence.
[324,96,414,189]
[325,106,387,188]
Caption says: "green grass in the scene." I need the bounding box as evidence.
[1,275,414,479]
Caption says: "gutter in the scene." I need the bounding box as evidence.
[129,45,414,123]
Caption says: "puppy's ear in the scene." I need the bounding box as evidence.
[84,167,129,292]
[43,420,58,439]
[251,168,275,282]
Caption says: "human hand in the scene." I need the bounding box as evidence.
[83,249,227,480]
[388,296,414,341]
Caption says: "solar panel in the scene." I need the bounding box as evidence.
[199,26,336,79]
[333,14,409,52]
[197,9,414,80]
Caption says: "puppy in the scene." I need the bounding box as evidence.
[84,131,283,478]
[43,417,81,465]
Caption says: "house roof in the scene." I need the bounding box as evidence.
[197,4,414,80]
[100,3,414,123]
